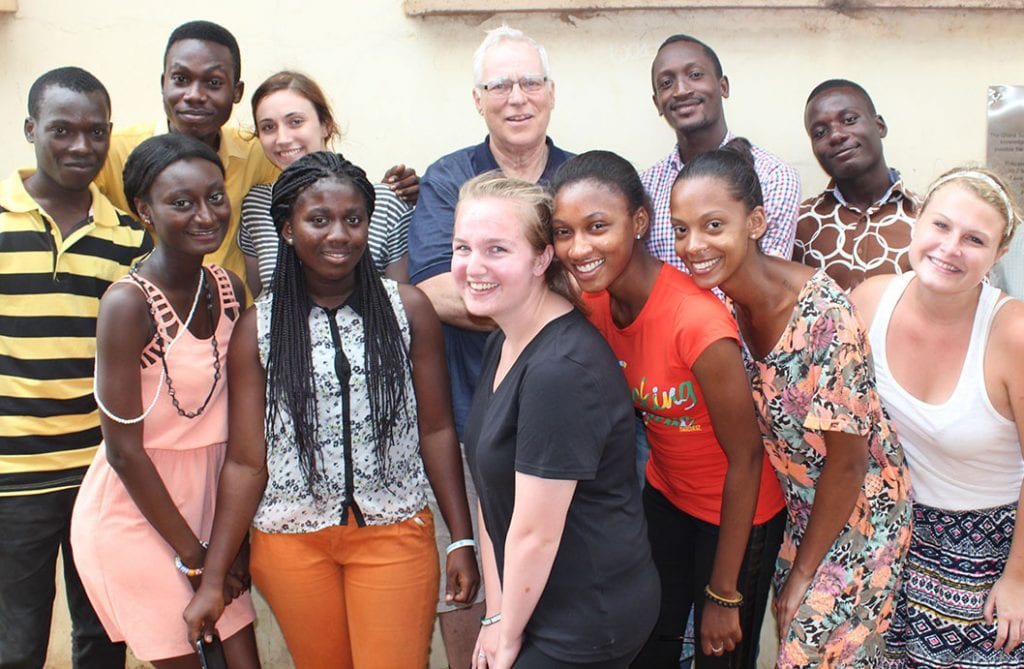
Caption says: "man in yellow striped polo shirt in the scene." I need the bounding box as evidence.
[0,67,152,668]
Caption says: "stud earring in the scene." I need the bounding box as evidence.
[635,233,642,240]
[286,238,294,246]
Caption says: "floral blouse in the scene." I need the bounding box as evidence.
[253,279,426,532]
[744,271,912,667]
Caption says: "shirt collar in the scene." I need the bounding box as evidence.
[319,288,365,319]
[216,126,250,162]
[472,135,560,182]
[2,169,119,227]
[156,119,248,163]
[829,168,908,210]
[0,169,40,213]
[471,137,500,173]
[670,130,735,171]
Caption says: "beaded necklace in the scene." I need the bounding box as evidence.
[94,259,221,423]
[141,265,221,418]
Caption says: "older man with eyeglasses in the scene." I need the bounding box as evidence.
[407,24,574,669]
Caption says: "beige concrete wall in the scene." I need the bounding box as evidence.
[1,2,1022,198]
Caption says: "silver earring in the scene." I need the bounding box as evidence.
[286,238,293,246]
[635,233,642,240]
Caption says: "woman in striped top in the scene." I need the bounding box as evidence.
[238,71,419,296]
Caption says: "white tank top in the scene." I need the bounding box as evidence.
[869,272,1023,510]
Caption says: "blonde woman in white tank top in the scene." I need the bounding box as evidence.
[852,167,1024,668]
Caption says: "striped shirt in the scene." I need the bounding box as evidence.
[0,170,153,496]
[238,182,413,293]
[641,132,801,265]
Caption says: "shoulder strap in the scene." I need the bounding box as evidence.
[865,272,915,374]
[116,272,174,366]
[869,273,910,339]
[207,265,240,320]
[982,292,1017,343]
[124,272,176,330]
[962,282,1012,373]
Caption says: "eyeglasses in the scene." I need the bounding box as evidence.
[477,75,549,98]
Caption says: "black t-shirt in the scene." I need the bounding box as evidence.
[464,309,659,663]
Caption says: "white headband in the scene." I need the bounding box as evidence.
[926,170,1016,239]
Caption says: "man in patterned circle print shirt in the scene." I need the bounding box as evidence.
[794,79,920,291]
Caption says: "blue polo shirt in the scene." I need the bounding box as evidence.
[408,136,574,437]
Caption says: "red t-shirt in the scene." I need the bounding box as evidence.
[583,264,785,525]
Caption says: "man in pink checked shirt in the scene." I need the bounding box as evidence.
[641,34,801,265]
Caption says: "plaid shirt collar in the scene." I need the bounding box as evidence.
[667,129,735,171]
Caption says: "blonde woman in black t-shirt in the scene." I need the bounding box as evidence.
[454,171,659,669]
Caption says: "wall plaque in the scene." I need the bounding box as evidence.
[987,85,1024,297]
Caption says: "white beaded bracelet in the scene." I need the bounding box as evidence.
[174,541,209,578]
[446,538,477,555]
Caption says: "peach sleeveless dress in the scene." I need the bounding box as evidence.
[71,265,254,661]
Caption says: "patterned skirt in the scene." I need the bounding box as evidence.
[882,502,1024,668]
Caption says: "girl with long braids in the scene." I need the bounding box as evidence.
[70,134,259,667]
[184,151,478,668]
[671,140,911,668]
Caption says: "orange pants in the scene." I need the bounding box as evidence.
[250,507,440,669]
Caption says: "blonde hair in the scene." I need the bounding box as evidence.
[922,167,1023,248]
[457,171,580,308]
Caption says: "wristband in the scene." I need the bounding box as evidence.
[446,538,477,555]
[175,541,209,578]
[704,584,743,608]
[480,612,502,626]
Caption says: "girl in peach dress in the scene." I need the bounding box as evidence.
[71,134,258,667]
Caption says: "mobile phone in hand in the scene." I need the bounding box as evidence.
[196,636,228,669]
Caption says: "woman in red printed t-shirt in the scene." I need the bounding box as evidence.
[551,151,785,669]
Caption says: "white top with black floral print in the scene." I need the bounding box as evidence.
[253,279,426,532]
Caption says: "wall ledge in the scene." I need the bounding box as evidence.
[404,0,1024,15]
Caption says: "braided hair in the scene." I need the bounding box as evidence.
[266,151,409,493]
[675,137,763,213]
